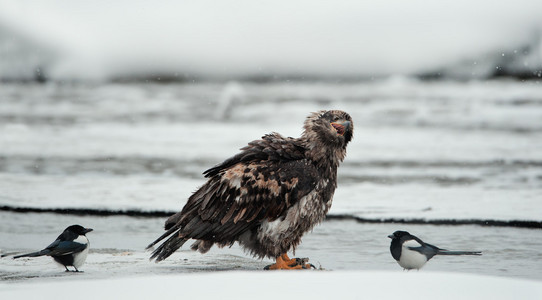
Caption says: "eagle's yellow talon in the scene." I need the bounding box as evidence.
[264,253,313,270]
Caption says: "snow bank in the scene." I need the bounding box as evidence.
[1,271,541,300]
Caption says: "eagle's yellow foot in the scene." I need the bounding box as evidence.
[264,253,315,270]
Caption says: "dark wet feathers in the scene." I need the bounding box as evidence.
[203,133,306,177]
[147,110,353,262]
[148,134,319,262]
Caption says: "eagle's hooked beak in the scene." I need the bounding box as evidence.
[331,120,351,136]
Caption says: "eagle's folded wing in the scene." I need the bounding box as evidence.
[147,134,318,262]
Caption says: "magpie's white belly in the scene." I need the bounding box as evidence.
[398,240,428,270]
[72,235,89,268]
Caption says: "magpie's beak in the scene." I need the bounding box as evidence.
[84,228,94,234]
[387,234,394,239]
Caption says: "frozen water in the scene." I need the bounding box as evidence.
[1,80,541,221]
[1,212,542,281]
[0,79,541,286]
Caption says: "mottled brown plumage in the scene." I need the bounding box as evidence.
[147,110,353,266]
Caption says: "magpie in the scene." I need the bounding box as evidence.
[11,225,93,272]
[388,230,482,270]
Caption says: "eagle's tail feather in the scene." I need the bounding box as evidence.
[149,231,189,262]
[146,224,181,251]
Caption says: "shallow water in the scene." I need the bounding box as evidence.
[1,212,541,282]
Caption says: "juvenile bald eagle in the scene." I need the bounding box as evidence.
[147,110,353,269]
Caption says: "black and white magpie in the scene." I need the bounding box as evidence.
[12,225,93,272]
[388,230,482,270]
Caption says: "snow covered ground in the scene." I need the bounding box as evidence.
[2,212,541,280]
[1,271,541,300]
[1,214,541,298]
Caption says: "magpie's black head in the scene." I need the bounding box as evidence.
[65,225,93,236]
[388,230,411,240]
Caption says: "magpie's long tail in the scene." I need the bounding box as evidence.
[13,249,50,259]
[437,250,482,256]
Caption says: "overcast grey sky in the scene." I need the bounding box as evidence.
[1,0,541,80]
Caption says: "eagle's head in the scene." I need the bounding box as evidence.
[303,110,353,149]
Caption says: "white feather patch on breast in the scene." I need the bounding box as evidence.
[72,235,89,269]
[258,189,323,243]
[398,239,428,270]
[260,218,290,239]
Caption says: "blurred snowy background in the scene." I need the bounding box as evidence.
[1,0,542,81]
[1,0,542,281]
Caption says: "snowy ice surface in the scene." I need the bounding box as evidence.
[0,173,541,222]
[2,213,542,281]
[0,270,541,300]
[1,79,541,222]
